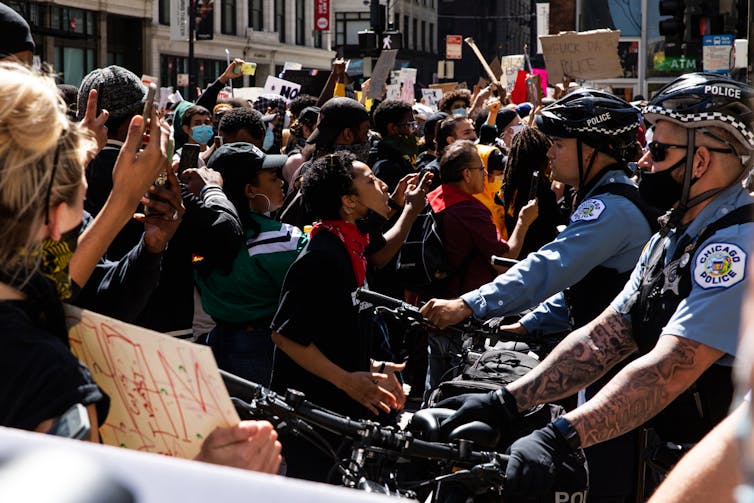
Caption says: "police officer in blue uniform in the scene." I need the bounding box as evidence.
[424,73,754,499]
[421,89,653,335]
[422,88,658,502]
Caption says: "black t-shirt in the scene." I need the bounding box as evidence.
[270,230,373,419]
[0,301,108,430]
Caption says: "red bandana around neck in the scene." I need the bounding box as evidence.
[311,219,370,287]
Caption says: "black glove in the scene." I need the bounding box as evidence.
[505,421,582,497]
[437,388,519,439]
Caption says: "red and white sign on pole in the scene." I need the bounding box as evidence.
[314,0,330,31]
[446,35,463,59]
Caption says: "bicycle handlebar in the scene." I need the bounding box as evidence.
[221,369,506,467]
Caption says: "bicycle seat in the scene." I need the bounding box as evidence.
[409,408,500,450]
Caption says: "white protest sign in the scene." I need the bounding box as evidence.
[233,86,266,105]
[263,76,302,102]
[386,84,400,101]
[399,68,418,82]
[539,29,623,83]
[421,88,443,110]
[500,55,525,92]
[66,306,239,460]
[283,61,303,71]
[0,427,389,503]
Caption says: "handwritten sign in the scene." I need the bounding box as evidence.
[539,30,622,83]
[263,76,301,103]
[66,306,239,459]
[421,88,443,110]
[500,55,525,92]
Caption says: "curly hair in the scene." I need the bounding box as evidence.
[288,94,318,119]
[438,89,471,113]
[302,151,358,220]
[373,99,413,136]
[500,126,551,212]
[218,107,265,140]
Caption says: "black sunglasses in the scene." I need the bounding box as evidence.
[646,141,687,162]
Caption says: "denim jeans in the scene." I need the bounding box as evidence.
[207,324,274,388]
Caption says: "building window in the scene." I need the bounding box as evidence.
[158,0,169,25]
[421,20,426,51]
[275,0,286,42]
[314,30,323,49]
[412,18,417,49]
[160,54,225,95]
[295,0,305,45]
[221,0,236,35]
[429,22,434,52]
[335,12,370,46]
[248,0,263,30]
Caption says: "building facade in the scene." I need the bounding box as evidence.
[9,0,335,93]
[333,0,439,86]
[437,0,533,87]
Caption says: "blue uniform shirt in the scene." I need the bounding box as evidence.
[612,183,754,362]
[462,168,652,322]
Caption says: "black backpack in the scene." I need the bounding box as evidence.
[395,205,449,290]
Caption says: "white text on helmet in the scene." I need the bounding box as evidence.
[704,85,742,99]
[586,112,611,127]
[556,491,588,503]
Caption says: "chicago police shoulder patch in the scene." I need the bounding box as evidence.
[693,242,747,289]
[570,198,606,223]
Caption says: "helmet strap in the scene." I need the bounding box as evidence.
[575,139,598,204]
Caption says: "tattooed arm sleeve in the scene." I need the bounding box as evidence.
[508,306,638,412]
[565,334,725,448]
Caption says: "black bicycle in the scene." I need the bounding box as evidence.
[222,370,589,502]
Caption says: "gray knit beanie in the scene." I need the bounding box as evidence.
[77,65,146,121]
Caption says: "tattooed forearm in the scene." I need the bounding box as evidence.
[568,336,723,448]
[509,307,637,412]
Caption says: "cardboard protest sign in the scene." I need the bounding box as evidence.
[263,76,302,102]
[500,55,525,92]
[66,306,239,459]
[368,49,398,99]
[429,82,460,94]
[539,30,622,83]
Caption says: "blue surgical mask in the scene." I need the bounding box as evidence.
[191,125,214,145]
[263,126,275,151]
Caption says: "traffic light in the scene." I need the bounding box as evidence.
[659,0,684,44]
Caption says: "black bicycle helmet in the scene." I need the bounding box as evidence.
[643,72,754,152]
[535,88,641,161]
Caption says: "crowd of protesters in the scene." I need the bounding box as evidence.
[4,3,754,502]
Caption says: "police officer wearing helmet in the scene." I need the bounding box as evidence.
[423,73,754,498]
[421,88,657,500]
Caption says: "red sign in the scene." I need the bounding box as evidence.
[314,0,329,32]
[446,35,463,59]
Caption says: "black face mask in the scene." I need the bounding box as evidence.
[355,209,387,235]
[39,220,82,301]
[638,157,688,211]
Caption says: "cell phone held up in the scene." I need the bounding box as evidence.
[178,143,201,176]
[138,83,158,151]
[47,403,91,440]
